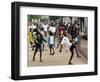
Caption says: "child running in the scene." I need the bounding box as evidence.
[48,31,55,55]
[59,32,79,64]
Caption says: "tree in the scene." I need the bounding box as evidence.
[49,16,63,21]
[28,15,42,22]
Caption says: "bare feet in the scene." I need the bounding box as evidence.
[40,60,43,62]
[52,52,55,55]
[77,55,81,58]
[68,62,73,65]
[59,49,62,53]
[33,57,35,61]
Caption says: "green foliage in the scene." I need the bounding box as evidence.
[49,16,63,21]
[28,15,63,22]
[28,15,42,21]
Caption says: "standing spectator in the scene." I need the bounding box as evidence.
[28,22,34,32]
[57,24,64,36]
[32,23,37,30]
[49,23,56,34]
[74,24,81,58]
[56,24,64,48]
[70,21,78,41]
[42,23,48,37]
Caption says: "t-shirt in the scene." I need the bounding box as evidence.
[32,24,37,29]
[28,25,37,32]
[61,36,72,49]
[49,26,56,33]
[43,24,48,31]
[58,26,64,35]
[48,36,54,44]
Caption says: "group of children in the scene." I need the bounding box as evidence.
[28,23,81,64]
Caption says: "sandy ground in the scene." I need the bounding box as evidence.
[27,41,87,67]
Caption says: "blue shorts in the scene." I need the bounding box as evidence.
[49,44,54,48]
[70,44,76,52]
[35,44,42,50]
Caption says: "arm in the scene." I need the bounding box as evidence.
[41,34,47,43]
[48,37,50,46]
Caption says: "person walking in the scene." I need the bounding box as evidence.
[33,29,47,62]
[48,31,55,55]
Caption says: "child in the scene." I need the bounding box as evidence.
[48,31,55,55]
[59,32,79,64]
[33,29,47,62]
[56,30,64,49]
[28,28,33,47]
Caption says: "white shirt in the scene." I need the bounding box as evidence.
[28,25,33,32]
[49,26,56,33]
[32,24,37,29]
[28,25,37,32]
[43,24,48,31]
[28,25,33,29]
[49,36,54,44]
[61,36,72,49]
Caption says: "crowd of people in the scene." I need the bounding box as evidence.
[28,20,81,64]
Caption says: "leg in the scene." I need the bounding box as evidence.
[43,44,44,51]
[56,37,60,48]
[30,42,33,47]
[49,48,52,55]
[52,48,55,55]
[32,45,35,51]
[57,43,59,48]
[68,51,74,64]
[40,49,43,62]
[33,47,38,61]
[75,45,81,58]
[68,45,74,64]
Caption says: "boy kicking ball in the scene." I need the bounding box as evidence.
[59,32,80,65]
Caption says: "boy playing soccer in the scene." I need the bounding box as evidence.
[59,32,80,64]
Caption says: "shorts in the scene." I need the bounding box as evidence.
[49,44,54,48]
[70,44,76,52]
[35,44,42,50]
